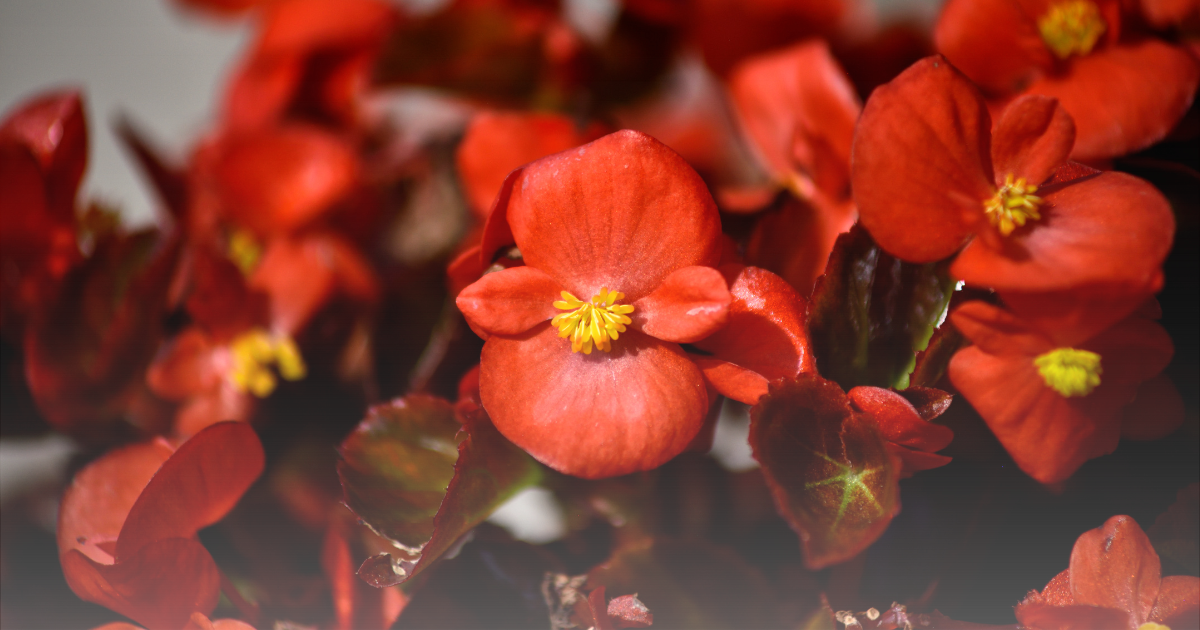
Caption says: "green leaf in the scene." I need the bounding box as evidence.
[808,224,954,390]
[749,375,899,569]
[337,395,542,586]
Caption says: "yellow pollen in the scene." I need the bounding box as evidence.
[1034,348,1102,397]
[228,229,262,276]
[984,174,1043,236]
[228,328,307,397]
[551,288,635,354]
[1038,0,1106,59]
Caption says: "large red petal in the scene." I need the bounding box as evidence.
[631,266,731,343]
[505,130,722,301]
[991,95,1075,187]
[456,266,563,336]
[479,325,708,479]
[934,0,1049,94]
[728,40,860,199]
[949,300,1054,357]
[692,264,815,381]
[62,537,221,630]
[457,111,607,219]
[116,422,264,560]
[953,171,1174,300]
[1027,41,1200,161]
[1070,515,1161,624]
[851,56,995,262]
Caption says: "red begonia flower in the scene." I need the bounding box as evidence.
[935,0,1200,160]
[0,90,86,331]
[852,56,1173,336]
[58,422,264,629]
[948,300,1174,484]
[221,0,399,131]
[456,111,607,220]
[456,130,729,478]
[1016,515,1200,630]
[847,386,955,478]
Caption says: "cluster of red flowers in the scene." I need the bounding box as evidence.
[1,0,1196,627]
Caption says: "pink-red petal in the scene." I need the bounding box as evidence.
[457,266,563,336]
[631,265,731,343]
[693,357,770,405]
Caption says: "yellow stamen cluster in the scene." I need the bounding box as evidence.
[551,288,635,354]
[1034,347,1102,397]
[228,229,263,276]
[984,174,1043,236]
[229,328,306,397]
[1038,0,1107,59]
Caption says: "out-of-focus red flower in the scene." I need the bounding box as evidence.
[726,40,860,294]
[1135,0,1200,28]
[689,0,855,76]
[455,130,731,478]
[1016,515,1199,629]
[0,90,86,333]
[948,300,1177,484]
[935,0,1200,160]
[58,422,264,630]
[852,56,1174,338]
[456,111,607,221]
[221,0,400,131]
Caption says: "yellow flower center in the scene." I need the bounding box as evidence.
[984,174,1043,236]
[229,328,307,397]
[1034,348,1102,397]
[551,288,635,354]
[1038,0,1107,59]
[228,229,262,276]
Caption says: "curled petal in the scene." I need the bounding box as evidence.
[847,387,954,452]
[631,266,731,343]
[851,56,995,262]
[457,266,563,336]
[693,357,770,405]
[479,325,708,479]
[505,130,722,301]
[991,95,1075,187]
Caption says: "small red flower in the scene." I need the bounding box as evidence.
[456,130,731,478]
[1016,515,1199,629]
[948,300,1177,484]
[58,422,264,629]
[852,56,1174,338]
[935,0,1200,159]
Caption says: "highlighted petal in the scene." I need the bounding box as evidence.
[479,325,708,479]
[457,266,563,336]
[632,266,731,343]
[851,56,995,262]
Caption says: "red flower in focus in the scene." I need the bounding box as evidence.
[0,90,86,333]
[852,56,1174,339]
[948,300,1178,484]
[57,422,264,629]
[456,130,732,478]
[1016,515,1199,629]
[726,40,861,294]
[935,0,1200,160]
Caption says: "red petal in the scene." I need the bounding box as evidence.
[214,126,359,236]
[62,537,221,630]
[847,386,954,452]
[1120,375,1184,441]
[949,300,1054,356]
[1014,602,1132,630]
[0,89,88,219]
[505,130,722,301]
[457,111,607,220]
[632,265,731,343]
[1151,575,1200,627]
[934,0,1049,94]
[456,266,562,336]
[851,56,995,262]
[146,328,224,401]
[885,443,952,478]
[991,95,1075,187]
[953,172,1174,300]
[728,39,860,198]
[744,195,856,296]
[250,232,378,333]
[479,325,708,478]
[1026,41,1200,161]
[257,0,396,56]
[692,264,815,381]
[223,54,304,132]
[693,357,770,405]
[1070,515,1161,624]
[116,422,264,560]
